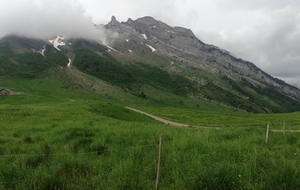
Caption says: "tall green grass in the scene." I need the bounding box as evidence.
[140,106,300,129]
[1,91,300,189]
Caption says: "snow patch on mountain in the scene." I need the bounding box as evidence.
[141,34,147,40]
[145,44,156,52]
[67,58,72,68]
[39,45,46,56]
[165,30,175,33]
[103,43,117,52]
[49,36,65,51]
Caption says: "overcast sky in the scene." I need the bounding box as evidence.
[1,0,299,88]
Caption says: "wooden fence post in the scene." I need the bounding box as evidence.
[265,122,270,144]
[155,134,163,190]
[282,120,285,135]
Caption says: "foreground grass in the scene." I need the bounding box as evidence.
[1,93,300,189]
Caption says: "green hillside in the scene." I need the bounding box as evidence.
[0,36,68,79]
[1,35,300,113]
[71,47,300,113]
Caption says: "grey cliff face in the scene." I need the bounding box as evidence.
[103,16,300,101]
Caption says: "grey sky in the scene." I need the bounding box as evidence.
[0,0,299,88]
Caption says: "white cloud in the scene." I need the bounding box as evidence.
[0,0,104,41]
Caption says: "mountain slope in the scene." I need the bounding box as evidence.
[1,16,300,113]
[100,16,300,112]
[0,35,69,79]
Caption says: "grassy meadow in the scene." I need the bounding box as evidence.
[1,77,300,189]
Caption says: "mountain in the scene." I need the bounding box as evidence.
[102,16,300,112]
[1,16,300,113]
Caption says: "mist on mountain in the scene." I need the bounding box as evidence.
[0,0,105,41]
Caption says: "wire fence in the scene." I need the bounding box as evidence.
[1,129,300,189]
[0,143,157,158]
[0,120,298,158]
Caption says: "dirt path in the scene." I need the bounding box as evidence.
[126,107,189,127]
[126,107,219,129]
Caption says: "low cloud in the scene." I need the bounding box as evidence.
[0,0,105,41]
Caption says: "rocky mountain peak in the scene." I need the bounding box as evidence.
[126,18,134,25]
[107,15,120,27]
[135,16,158,25]
[121,16,197,41]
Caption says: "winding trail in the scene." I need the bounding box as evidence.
[126,107,219,129]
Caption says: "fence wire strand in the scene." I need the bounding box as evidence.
[0,124,294,158]
[0,143,157,158]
